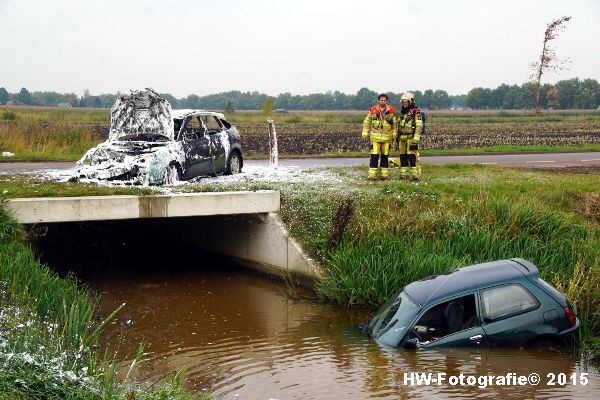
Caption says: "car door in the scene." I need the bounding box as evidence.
[200,115,227,173]
[416,292,490,349]
[180,116,211,178]
[420,325,489,348]
[478,283,542,347]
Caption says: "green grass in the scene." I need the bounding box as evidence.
[0,175,158,198]
[249,164,600,345]
[0,207,201,399]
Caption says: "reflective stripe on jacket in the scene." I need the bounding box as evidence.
[362,105,397,142]
[398,108,423,141]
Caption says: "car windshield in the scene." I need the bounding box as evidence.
[369,290,420,339]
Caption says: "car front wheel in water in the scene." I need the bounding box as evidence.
[227,153,241,175]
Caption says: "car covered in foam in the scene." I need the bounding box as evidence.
[76,89,243,185]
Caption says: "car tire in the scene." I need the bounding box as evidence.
[226,152,242,175]
[164,163,181,185]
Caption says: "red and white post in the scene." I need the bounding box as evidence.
[267,118,279,168]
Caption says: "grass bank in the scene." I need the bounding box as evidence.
[0,208,202,399]
[281,165,600,346]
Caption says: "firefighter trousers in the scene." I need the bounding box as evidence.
[369,141,390,179]
[399,139,421,179]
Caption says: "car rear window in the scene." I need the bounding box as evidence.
[220,118,232,129]
[481,284,539,322]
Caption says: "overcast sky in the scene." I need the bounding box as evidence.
[1,0,598,97]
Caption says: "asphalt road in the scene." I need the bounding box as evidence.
[1,152,599,174]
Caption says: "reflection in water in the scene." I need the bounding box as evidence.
[93,267,599,399]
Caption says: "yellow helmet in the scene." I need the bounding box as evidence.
[401,92,414,103]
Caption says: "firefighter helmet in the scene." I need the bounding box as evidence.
[401,92,415,104]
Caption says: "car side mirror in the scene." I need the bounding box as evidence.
[403,338,418,350]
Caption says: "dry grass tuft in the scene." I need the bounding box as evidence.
[577,192,600,224]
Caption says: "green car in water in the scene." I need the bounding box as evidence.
[367,258,579,349]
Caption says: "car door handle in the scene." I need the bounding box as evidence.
[469,335,482,341]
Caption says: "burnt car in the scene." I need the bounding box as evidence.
[76,89,243,185]
[366,258,579,349]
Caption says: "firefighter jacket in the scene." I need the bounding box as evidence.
[398,107,423,141]
[362,105,397,143]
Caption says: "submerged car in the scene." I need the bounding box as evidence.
[366,258,579,349]
[76,89,243,185]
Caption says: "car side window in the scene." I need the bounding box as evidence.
[412,293,478,342]
[481,284,539,322]
[183,116,202,141]
[201,115,223,135]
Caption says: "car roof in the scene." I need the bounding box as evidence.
[172,109,226,120]
[404,258,539,306]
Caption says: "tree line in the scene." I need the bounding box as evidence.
[1,78,599,110]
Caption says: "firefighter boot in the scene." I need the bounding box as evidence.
[368,167,378,180]
[380,168,389,180]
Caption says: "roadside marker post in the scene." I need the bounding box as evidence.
[267,118,279,168]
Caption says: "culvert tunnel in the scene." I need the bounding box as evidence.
[7,192,323,285]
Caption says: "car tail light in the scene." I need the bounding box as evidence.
[563,306,576,327]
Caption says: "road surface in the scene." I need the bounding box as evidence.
[1,152,599,174]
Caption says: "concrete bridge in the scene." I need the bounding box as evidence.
[5,191,324,284]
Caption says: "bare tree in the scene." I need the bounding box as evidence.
[530,16,571,114]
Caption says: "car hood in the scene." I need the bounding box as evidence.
[109,88,174,141]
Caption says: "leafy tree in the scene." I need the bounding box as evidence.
[224,100,235,113]
[450,94,466,108]
[262,97,273,116]
[17,87,32,105]
[0,87,9,105]
[431,90,451,109]
[465,87,483,109]
[355,87,378,110]
[183,94,201,109]
[159,93,179,108]
[546,87,560,109]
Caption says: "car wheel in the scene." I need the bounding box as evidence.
[164,163,180,185]
[226,152,242,175]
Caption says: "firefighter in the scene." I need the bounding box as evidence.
[397,92,423,180]
[362,94,397,180]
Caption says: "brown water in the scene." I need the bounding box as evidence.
[94,267,599,399]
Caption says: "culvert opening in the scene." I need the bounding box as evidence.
[27,216,257,281]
